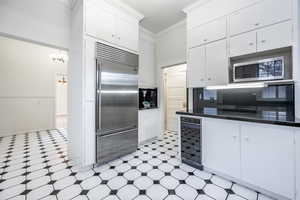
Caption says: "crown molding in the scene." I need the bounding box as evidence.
[140,27,155,43]
[106,0,144,21]
[182,0,211,13]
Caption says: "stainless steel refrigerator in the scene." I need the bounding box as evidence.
[95,42,139,164]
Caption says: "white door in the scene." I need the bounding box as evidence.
[165,65,187,132]
[205,39,228,86]
[296,130,300,200]
[116,17,139,52]
[85,0,116,43]
[202,118,241,178]
[257,21,292,53]
[230,31,257,57]
[240,123,294,199]
[187,46,206,88]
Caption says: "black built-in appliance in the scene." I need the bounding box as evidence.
[180,117,203,170]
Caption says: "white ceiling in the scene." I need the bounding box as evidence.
[120,0,199,33]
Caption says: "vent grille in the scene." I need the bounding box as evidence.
[96,42,138,67]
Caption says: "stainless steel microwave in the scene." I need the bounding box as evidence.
[233,57,285,82]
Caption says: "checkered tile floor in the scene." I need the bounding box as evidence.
[0,129,274,200]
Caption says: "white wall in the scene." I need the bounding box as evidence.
[155,20,187,132]
[156,21,187,68]
[0,0,71,50]
[0,36,67,136]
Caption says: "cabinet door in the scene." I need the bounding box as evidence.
[189,18,227,48]
[187,46,206,88]
[230,31,256,57]
[85,0,116,43]
[257,21,292,52]
[296,131,300,200]
[205,39,228,86]
[229,3,261,36]
[116,17,139,52]
[203,118,241,178]
[241,123,294,199]
[259,0,292,28]
[139,38,156,87]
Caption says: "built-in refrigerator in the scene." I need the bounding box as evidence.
[95,42,139,164]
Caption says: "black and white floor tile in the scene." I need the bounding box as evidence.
[0,129,275,200]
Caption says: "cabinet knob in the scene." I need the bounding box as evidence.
[245,136,250,141]
[232,135,238,139]
[118,37,120,40]
[249,42,254,46]
[112,34,115,37]
[200,78,204,81]
[208,77,211,81]
[203,39,208,42]
[254,23,260,26]
[261,40,266,43]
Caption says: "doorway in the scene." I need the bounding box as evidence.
[164,64,187,132]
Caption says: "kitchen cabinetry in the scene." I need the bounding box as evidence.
[139,36,156,87]
[229,0,292,36]
[188,39,228,87]
[188,46,206,88]
[85,0,140,52]
[188,17,227,48]
[203,118,241,178]
[138,109,161,143]
[256,21,292,53]
[240,123,294,199]
[229,31,256,57]
[296,130,300,200]
[230,21,293,57]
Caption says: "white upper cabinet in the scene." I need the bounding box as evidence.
[240,123,294,199]
[229,0,292,36]
[139,37,156,87]
[188,46,206,88]
[188,39,228,88]
[188,17,227,48]
[230,31,256,57]
[116,17,139,52]
[203,118,241,179]
[85,0,141,52]
[205,40,228,86]
[85,1,116,43]
[257,21,293,52]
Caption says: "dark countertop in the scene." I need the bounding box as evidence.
[176,109,300,127]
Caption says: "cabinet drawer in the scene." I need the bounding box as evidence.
[189,18,227,48]
[230,31,256,57]
[257,21,292,53]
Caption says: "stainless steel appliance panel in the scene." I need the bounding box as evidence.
[95,42,139,164]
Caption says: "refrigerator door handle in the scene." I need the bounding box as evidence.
[98,127,138,138]
[95,59,101,133]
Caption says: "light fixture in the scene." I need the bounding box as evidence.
[50,52,69,64]
[205,82,266,90]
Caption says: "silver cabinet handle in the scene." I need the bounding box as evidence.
[249,42,254,46]
[203,39,208,42]
[261,40,266,43]
[207,77,212,81]
[254,23,260,26]
[232,135,238,139]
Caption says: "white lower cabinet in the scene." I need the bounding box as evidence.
[202,118,295,199]
[203,118,241,178]
[138,109,161,144]
[296,130,300,200]
[240,123,294,199]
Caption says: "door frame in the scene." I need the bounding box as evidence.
[161,63,187,132]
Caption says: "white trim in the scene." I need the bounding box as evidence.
[182,0,212,13]
[105,0,144,20]
[140,27,156,43]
